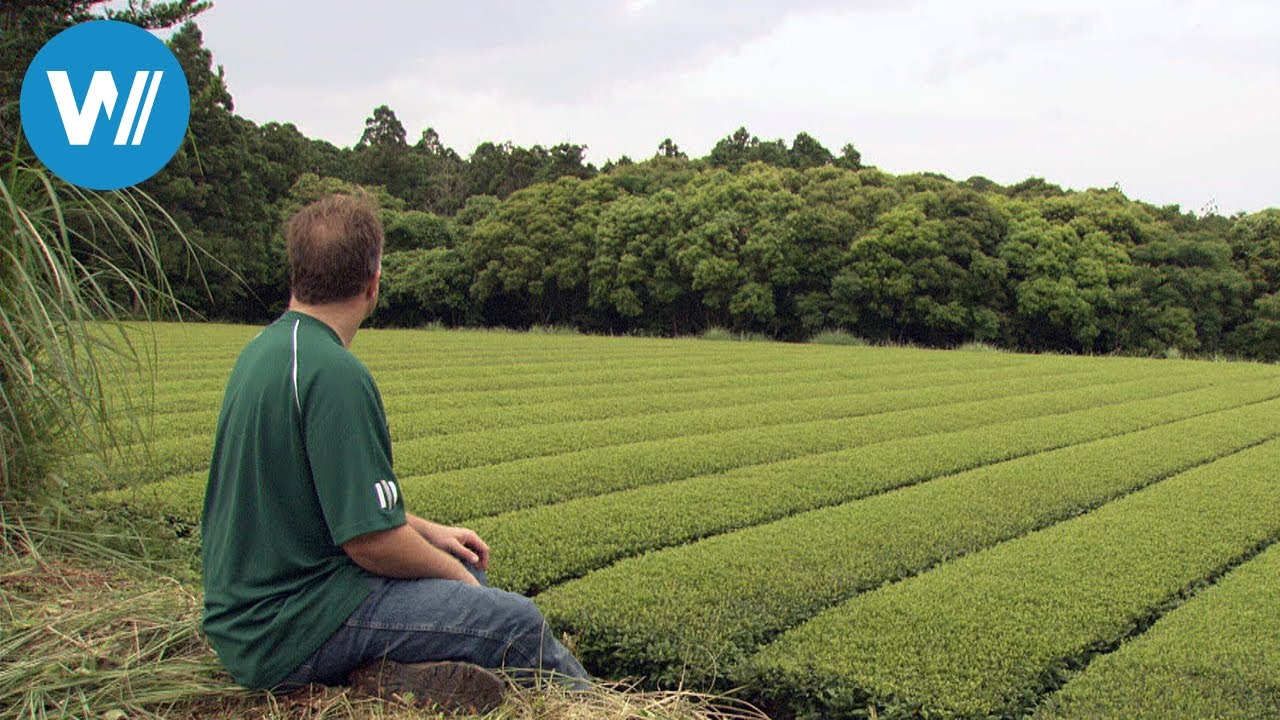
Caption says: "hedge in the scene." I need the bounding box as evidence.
[399,367,1214,523]
[1033,542,1280,720]
[392,365,1098,475]
[744,437,1280,719]
[535,399,1280,689]
[479,377,1280,593]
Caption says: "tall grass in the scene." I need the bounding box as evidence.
[0,158,185,500]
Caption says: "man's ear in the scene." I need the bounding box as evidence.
[364,269,381,315]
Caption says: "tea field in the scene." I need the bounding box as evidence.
[92,323,1280,719]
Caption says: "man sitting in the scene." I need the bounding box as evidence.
[201,192,588,713]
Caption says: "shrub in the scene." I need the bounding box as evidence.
[478,376,1279,594]
[537,399,1280,690]
[745,437,1280,719]
[808,329,868,346]
[1035,542,1280,720]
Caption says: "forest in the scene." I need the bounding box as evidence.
[6,17,1278,361]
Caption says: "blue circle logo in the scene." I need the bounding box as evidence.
[20,20,190,191]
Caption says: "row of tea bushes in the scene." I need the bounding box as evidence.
[387,360,1031,440]
[746,436,1280,719]
[1035,541,1280,720]
[537,399,1280,688]
[392,367,1101,475]
[478,377,1280,593]
[400,369,1218,524]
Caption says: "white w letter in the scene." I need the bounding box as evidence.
[46,70,120,146]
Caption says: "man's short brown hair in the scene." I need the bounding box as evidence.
[285,192,384,305]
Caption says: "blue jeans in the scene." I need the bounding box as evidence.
[277,567,588,689]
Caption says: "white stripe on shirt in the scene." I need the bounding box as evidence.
[291,319,301,414]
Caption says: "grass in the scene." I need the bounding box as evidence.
[699,327,771,343]
[0,507,236,719]
[0,157,199,501]
[807,329,868,347]
[955,340,1004,353]
[0,505,767,720]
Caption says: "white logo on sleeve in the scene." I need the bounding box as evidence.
[373,479,400,510]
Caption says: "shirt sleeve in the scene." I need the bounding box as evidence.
[302,361,405,546]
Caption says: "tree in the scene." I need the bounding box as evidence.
[1229,209,1280,297]
[708,127,756,169]
[998,209,1130,352]
[600,156,635,173]
[831,190,1009,345]
[962,175,1000,194]
[465,141,542,199]
[462,141,595,201]
[834,143,862,170]
[357,105,408,149]
[257,122,314,198]
[373,248,474,327]
[667,166,804,334]
[1124,236,1250,355]
[140,22,293,320]
[308,137,349,179]
[410,127,467,214]
[707,127,794,170]
[588,191,686,332]
[1007,177,1067,199]
[788,132,833,169]
[751,137,790,167]
[1233,292,1280,361]
[1225,209,1280,358]
[466,176,619,327]
[416,127,448,156]
[384,210,454,252]
[352,105,416,201]
[789,167,903,334]
[656,138,687,160]
[279,173,402,216]
[538,143,595,183]
[603,156,700,196]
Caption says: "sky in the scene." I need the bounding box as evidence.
[187,0,1279,214]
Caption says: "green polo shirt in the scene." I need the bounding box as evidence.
[201,311,405,689]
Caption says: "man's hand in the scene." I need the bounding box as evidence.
[342,524,479,585]
[409,515,490,571]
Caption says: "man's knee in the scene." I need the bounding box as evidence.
[503,595,550,638]
[496,595,587,681]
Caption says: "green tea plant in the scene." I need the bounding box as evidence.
[538,400,1280,688]
[745,438,1280,719]
[1034,542,1280,720]
[479,377,1280,593]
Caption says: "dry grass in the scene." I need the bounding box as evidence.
[0,508,772,720]
[180,681,772,720]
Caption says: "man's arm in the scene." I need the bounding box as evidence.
[406,513,490,571]
[342,523,479,585]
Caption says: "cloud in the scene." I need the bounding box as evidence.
[201,0,906,102]
[193,0,1279,212]
[924,9,1103,86]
